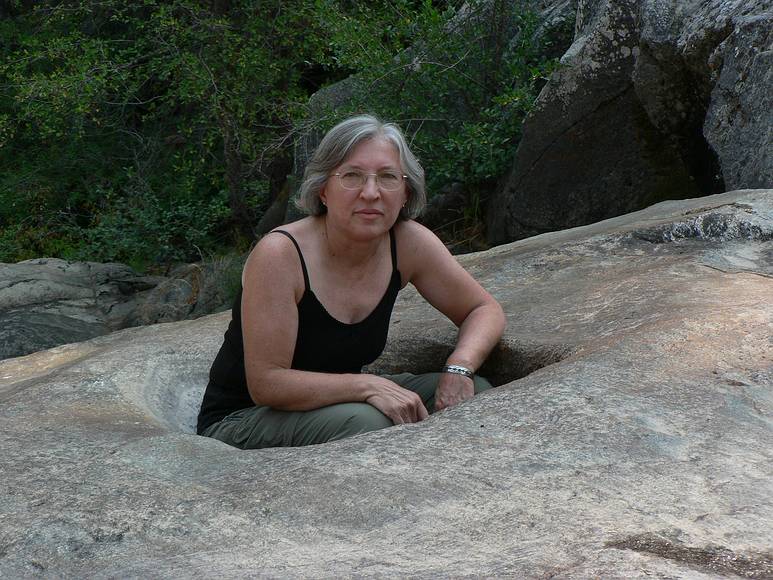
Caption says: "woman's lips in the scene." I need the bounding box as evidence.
[355,209,383,217]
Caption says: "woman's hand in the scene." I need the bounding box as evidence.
[434,373,475,412]
[362,375,429,425]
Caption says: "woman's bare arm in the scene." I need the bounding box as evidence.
[398,221,506,409]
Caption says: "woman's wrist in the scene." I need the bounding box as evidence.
[445,353,477,372]
[441,363,474,378]
[352,373,382,402]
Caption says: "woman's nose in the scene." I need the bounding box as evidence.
[360,175,381,198]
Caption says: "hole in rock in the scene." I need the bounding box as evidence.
[129,356,209,435]
[479,338,574,386]
[139,337,573,436]
[367,334,574,388]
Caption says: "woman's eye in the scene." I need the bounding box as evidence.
[342,171,362,180]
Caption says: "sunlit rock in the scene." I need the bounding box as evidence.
[1,189,771,577]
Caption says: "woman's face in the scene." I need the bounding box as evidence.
[320,138,408,240]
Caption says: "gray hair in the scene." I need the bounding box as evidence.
[296,115,426,220]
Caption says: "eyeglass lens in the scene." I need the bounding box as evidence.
[338,171,403,191]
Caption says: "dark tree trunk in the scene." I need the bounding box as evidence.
[222,123,255,241]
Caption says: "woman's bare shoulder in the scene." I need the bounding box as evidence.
[242,218,316,292]
[248,218,315,259]
[245,230,293,268]
[394,219,440,247]
[394,219,450,281]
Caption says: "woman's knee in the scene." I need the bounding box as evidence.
[334,403,393,438]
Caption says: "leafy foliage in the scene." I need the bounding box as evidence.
[307,0,556,247]
[0,0,327,264]
[0,0,555,265]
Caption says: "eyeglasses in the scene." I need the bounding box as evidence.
[332,170,407,192]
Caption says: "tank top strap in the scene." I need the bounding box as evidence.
[272,230,310,292]
[389,227,398,271]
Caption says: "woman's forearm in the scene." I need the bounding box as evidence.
[445,299,505,371]
[250,367,428,424]
[247,368,370,411]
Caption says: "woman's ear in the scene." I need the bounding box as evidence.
[319,187,328,207]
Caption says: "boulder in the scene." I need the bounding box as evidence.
[1,189,771,577]
[0,259,150,360]
[0,258,236,361]
[487,0,773,244]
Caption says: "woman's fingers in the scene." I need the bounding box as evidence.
[364,376,427,425]
[383,392,422,424]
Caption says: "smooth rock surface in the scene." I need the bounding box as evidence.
[487,0,773,244]
[1,189,772,578]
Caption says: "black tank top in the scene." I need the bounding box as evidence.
[196,228,402,433]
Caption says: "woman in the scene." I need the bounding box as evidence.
[197,114,505,449]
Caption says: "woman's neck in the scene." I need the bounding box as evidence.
[319,216,386,270]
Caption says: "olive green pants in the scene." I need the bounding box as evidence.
[201,372,493,450]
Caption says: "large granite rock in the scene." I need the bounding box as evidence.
[1,189,771,577]
[0,259,236,360]
[487,0,773,244]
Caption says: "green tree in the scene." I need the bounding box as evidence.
[0,0,329,264]
[0,0,554,264]
[310,0,555,249]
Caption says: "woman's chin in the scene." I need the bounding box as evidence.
[354,212,386,225]
[349,216,396,238]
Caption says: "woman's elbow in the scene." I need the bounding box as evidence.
[490,298,506,338]
[246,368,305,410]
[461,297,505,338]
[246,380,269,406]
[245,369,276,407]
